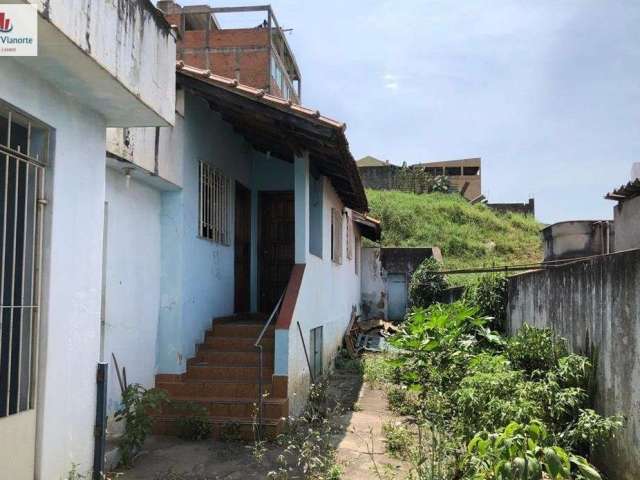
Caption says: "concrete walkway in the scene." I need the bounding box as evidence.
[334,380,411,479]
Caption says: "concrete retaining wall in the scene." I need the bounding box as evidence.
[507,249,640,479]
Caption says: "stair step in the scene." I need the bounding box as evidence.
[189,351,274,367]
[212,313,268,325]
[152,415,284,440]
[200,336,274,351]
[163,397,288,419]
[186,365,273,381]
[208,324,274,338]
[157,380,274,398]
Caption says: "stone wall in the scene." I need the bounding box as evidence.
[507,249,640,479]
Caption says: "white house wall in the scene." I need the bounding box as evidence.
[1,60,107,479]
[157,92,253,374]
[103,169,162,419]
[286,176,362,415]
[105,88,185,187]
[35,0,177,125]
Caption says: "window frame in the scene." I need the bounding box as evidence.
[198,161,232,246]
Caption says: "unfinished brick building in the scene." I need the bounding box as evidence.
[158,1,302,103]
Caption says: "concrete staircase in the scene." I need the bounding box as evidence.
[152,313,288,440]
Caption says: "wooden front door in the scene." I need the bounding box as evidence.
[234,182,251,313]
[259,191,295,314]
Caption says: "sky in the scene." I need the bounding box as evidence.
[178,0,640,224]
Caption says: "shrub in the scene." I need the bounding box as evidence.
[408,257,448,307]
[173,401,212,440]
[563,409,624,454]
[467,274,508,331]
[465,420,604,480]
[506,325,567,374]
[114,384,168,467]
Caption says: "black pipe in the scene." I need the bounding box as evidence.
[93,362,108,480]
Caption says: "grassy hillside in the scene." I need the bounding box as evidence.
[366,190,543,284]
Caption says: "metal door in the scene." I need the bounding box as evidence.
[0,106,47,479]
[387,273,408,321]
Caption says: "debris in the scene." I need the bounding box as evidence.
[343,314,398,355]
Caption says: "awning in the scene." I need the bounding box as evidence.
[352,210,381,241]
[176,63,368,212]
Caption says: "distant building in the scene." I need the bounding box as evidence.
[605,164,640,252]
[158,1,302,103]
[356,156,481,201]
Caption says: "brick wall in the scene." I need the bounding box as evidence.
[177,28,271,89]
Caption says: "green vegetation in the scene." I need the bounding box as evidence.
[172,401,213,441]
[409,257,449,307]
[367,302,623,479]
[114,384,168,468]
[366,190,543,284]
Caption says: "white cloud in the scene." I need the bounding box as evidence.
[383,73,400,92]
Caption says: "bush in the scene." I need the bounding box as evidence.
[408,257,448,308]
[465,420,604,480]
[173,401,212,440]
[385,312,624,478]
[506,325,567,374]
[466,274,508,331]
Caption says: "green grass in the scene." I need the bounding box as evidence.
[366,190,543,285]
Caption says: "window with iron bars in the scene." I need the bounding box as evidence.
[198,161,232,246]
[0,102,48,418]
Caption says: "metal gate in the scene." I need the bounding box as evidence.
[0,105,47,479]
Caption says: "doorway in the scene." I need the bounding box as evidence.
[387,273,408,321]
[259,191,294,314]
[234,182,251,313]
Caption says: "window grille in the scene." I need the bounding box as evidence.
[0,103,47,418]
[331,208,342,264]
[198,161,231,245]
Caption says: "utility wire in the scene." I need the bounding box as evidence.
[436,251,614,275]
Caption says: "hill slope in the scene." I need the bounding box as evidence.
[366,190,543,283]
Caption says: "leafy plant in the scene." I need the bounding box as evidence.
[114,384,168,467]
[409,257,449,308]
[563,409,624,454]
[465,421,603,480]
[466,274,509,331]
[172,401,212,441]
[506,325,567,374]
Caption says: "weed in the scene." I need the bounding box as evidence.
[114,384,168,468]
[172,401,212,441]
[382,422,414,459]
[362,353,395,386]
[220,421,242,442]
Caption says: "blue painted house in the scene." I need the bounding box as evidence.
[103,63,380,438]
